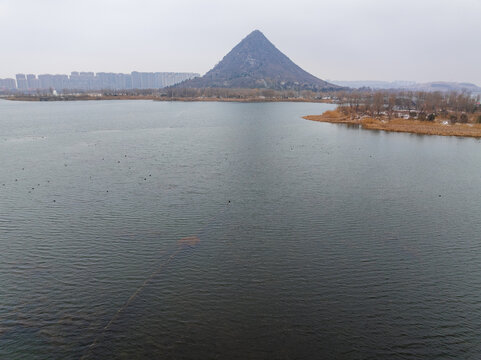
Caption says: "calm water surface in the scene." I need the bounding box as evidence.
[1,100,481,359]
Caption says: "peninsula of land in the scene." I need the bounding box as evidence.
[304,109,481,138]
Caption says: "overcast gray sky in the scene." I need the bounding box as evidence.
[1,0,480,84]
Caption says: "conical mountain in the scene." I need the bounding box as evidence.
[176,30,339,91]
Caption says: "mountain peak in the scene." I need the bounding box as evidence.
[245,29,266,39]
[176,30,339,91]
[235,29,274,53]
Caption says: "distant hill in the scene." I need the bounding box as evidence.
[176,30,340,91]
[331,80,481,94]
[410,82,481,94]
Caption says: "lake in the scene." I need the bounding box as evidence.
[1,100,481,359]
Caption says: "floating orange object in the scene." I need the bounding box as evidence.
[177,236,200,246]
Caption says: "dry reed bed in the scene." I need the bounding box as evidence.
[304,110,481,138]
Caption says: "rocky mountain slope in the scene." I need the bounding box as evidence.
[176,30,339,91]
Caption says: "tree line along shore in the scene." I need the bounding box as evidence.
[2,87,478,108]
[3,87,481,138]
[304,90,481,138]
[2,88,334,102]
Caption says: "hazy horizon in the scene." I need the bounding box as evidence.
[1,0,480,85]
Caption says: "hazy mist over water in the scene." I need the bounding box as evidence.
[1,100,481,359]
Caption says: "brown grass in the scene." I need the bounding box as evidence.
[303,110,481,138]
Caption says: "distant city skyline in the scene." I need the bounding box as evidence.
[0,0,480,85]
[0,71,199,91]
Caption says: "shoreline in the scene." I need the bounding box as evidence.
[154,97,332,103]
[3,95,156,102]
[3,95,332,103]
[303,110,481,138]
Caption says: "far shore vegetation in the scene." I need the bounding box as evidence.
[1,87,334,103]
[3,87,481,138]
[305,90,481,138]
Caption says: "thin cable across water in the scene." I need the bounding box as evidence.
[80,201,231,359]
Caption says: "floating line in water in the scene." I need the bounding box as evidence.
[80,202,231,359]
